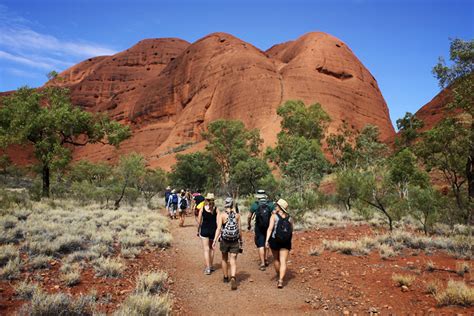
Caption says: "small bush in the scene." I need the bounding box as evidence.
[426,260,436,272]
[435,280,474,307]
[14,281,41,300]
[0,258,20,280]
[322,239,370,256]
[378,244,396,259]
[309,245,324,256]
[0,215,18,229]
[135,271,168,295]
[122,247,141,259]
[60,262,81,274]
[456,261,470,276]
[149,232,172,248]
[19,291,96,316]
[114,293,171,316]
[392,273,416,287]
[29,255,52,270]
[119,232,146,248]
[93,257,124,278]
[426,280,442,295]
[55,235,85,254]
[0,244,18,266]
[62,270,81,287]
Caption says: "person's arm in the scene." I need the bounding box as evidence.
[247,204,255,230]
[265,214,276,248]
[237,214,243,241]
[197,207,204,234]
[212,213,223,248]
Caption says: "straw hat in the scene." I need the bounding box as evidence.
[276,199,289,214]
[205,193,215,200]
[166,186,171,190]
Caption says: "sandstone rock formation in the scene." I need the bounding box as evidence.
[6,32,396,169]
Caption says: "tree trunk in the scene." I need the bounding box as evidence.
[42,164,50,198]
[114,180,128,210]
[467,154,473,224]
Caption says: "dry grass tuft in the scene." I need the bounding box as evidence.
[392,273,416,287]
[14,281,41,300]
[455,261,470,276]
[426,280,442,295]
[92,257,124,278]
[135,271,168,295]
[113,293,171,316]
[309,245,324,256]
[435,280,474,307]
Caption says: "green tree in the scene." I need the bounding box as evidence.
[70,160,112,185]
[169,152,219,191]
[231,156,272,196]
[432,38,473,213]
[388,148,429,199]
[335,169,362,210]
[327,123,356,170]
[395,112,424,148]
[138,168,168,207]
[202,119,263,194]
[354,125,387,169]
[0,87,131,197]
[113,153,146,209]
[408,185,442,235]
[267,100,330,194]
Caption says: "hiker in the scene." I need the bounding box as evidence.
[197,193,218,275]
[164,186,171,214]
[266,199,293,289]
[247,189,275,270]
[167,189,179,220]
[185,189,193,215]
[193,191,205,223]
[178,190,188,227]
[213,197,242,290]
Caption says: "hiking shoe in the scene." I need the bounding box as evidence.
[210,266,215,272]
[223,276,229,283]
[204,268,211,275]
[259,264,266,271]
[277,279,283,289]
[230,277,237,290]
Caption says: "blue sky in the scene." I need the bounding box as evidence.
[0,0,472,128]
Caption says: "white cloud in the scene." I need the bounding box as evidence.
[6,67,43,79]
[0,5,116,72]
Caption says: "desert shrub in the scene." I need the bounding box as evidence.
[135,271,168,295]
[122,247,141,259]
[435,280,474,307]
[54,235,85,254]
[62,270,81,287]
[19,291,96,316]
[309,245,324,256]
[426,260,436,272]
[114,293,171,316]
[392,273,416,287]
[28,255,52,270]
[148,231,172,248]
[378,244,397,259]
[92,257,124,278]
[14,281,41,300]
[0,244,19,266]
[0,214,18,229]
[119,231,146,248]
[64,251,99,264]
[0,258,21,280]
[426,280,442,295]
[60,262,81,274]
[322,239,371,256]
[456,262,471,276]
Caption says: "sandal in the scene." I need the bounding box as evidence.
[277,279,283,289]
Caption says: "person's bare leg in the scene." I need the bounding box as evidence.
[271,249,280,276]
[258,247,265,266]
[229,253,237,277]
[209,242,215,269]
[279,249,289,282]
[201,238,210,269]
[221,252,229,277]
[179,212,185,226]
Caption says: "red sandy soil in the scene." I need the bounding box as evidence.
[1,216,472,315]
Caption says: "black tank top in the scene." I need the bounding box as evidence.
[202,206,217,230]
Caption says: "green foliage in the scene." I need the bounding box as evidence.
[388,148,429,198]
[170,152,219,191]
[327,123,356,170]
[231,156,272,196]
[354,125,387,169]
[113,153,146,209]
[408,186,442,235]
[70,160,112,185]
[267,100,330,194]
[0,87,130,197]
[395,112,424,148]
[138,168,167,205]
[335,169,362,210]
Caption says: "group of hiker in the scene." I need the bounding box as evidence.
[165,187,293,290]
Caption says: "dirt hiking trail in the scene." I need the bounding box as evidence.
[163,217,315,315]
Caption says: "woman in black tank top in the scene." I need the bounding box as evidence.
[197,193,218,275]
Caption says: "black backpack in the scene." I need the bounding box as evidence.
[275,215,292,243]
[179,198,188,209]
[255,201,271,231]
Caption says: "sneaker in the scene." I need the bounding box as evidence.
[204,268,211,275]
[210,266,215,272]
[277,279,283,289]
[230,277,237,290]
[223,276,229,283]
[259,264,266,271]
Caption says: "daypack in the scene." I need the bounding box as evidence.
[255,201,271,231]
[165,191,171,203]
[179,197,188,209]
[221,212,240,242]
[275,215,292,243]
[171,194,178,204]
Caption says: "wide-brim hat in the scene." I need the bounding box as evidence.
[166,186,171,190]
[205,193,215,200]
[276,199,289,214]
[171,189,176,193]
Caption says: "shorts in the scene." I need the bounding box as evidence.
[220,239,240,254]
[179,208,186,214]
[171,203,178,211]
[199,227,216,240]
[254,226,267,248]
[269,237,292,251]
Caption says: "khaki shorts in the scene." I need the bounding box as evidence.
[220,239,240,254]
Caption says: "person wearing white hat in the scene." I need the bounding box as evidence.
[197,193,218,275]
[265,198,293,289]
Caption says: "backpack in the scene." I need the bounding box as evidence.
[274,214,292,243]
[171,194,178,204]
[221,212,240,242]
[255,201,271,231]
[179,197,188,209]
[165,191,171,203]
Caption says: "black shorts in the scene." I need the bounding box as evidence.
[200,227,216,239]
[254,226,267,248]
[269,237,292,251]
[220,239,240,254]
